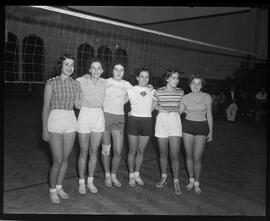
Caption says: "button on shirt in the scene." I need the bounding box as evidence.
[76,75,107,108]
[50,76,81,110]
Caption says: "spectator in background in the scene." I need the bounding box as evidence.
[216,91,227,120]
[254,87,267,125]
[225,84,242,122]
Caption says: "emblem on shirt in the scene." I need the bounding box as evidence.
[140,91,147,97]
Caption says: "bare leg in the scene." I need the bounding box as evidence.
[128,135,138,173]
[77,133,91,179]
[88,132,102,177]
[183,133,195,179]
[101,130,111,174]
[111,130,124,174]
[168,136,181,179]
[135,136,150,172]
[157,138,169,175]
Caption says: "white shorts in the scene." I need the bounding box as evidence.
[155,112,182,138]
[48,110,77,134]
[77,107,105,133]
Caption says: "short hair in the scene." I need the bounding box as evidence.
[50,54,75,79]
[86,57,104,70]
[111,59,127,72]
[134,67,151,77]
[188,74,205,87]
[161,69,180,83]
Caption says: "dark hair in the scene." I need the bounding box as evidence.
[111,59,127,72]
[134,67,151,77]
[50,53,75,79]
[188,74,205,87]
[161,69,180,84]
[86,57,104,71]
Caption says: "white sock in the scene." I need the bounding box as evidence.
[134,171,139,177]
[129,173,135,179]
[87,177,94,183]
[79,178,85,184]
[49,188,57,194]
[111,173,116,179]
[105,172,111,178]
[189,178,195,183]
[55,184,62,190]
[161,173,167,179]
[194,181,200,186]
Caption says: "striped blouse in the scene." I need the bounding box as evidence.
[155,87,184,113]
[49,76,81,110]
[76,75,107,108]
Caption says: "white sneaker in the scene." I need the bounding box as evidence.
[49,191,60,204]
[56,188,69,199]
[134,176,144,185]
[156,177,167,188]
[186,178,194,191]
[111,176,122,187]
[87,182,98,193]
[78,183,86,195]
[194,181,202,194]
[129,177,136,187]
[105,176,112,187]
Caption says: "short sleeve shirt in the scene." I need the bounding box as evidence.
[127,86,156,117]
[155,87,184,113]
[103,77,133,115]
[76,75,107,108]
[49,76,81,110]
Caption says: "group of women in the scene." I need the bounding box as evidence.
[42,54,213,204]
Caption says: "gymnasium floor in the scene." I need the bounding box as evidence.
[3,96,267,216]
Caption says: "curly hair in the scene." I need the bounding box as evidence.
[134,67,151,77]
[161,69,180,84]
[50,54,75,79]
[188,74,205,87]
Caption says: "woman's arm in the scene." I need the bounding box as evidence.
[206,94,213,142]
[42,81,52,142]
[74,82,81,109]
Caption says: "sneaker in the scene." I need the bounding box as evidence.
[174,181,182,195]
[134,176,144,185]
[129,177,136,187]
[78,183,86,195]
[194,181,202,195]
[111,176,122,187]
[105,176,112,187]
[56,188,69,199]
[49,191,60,204]
[186,178,194,191]
[156,177,167,188]
[87,182,98,193]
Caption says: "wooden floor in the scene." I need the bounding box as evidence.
[3,97,267,217]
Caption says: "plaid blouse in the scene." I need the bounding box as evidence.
[49,76,81,110]
[76,75,107,108]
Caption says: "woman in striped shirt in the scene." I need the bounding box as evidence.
[42,54,81,204]
[154,69,184,195]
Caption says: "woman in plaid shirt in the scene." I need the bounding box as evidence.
[42,54,80,204]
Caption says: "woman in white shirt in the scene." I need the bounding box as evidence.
[101,61,133,188]
[126,67,157,187]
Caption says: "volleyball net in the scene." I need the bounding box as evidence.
[5,5,264,90]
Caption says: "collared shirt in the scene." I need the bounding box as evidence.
[76,75,107,108]
[155,87,184,113]
[49,75,81,110]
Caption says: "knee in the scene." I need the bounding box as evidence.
[193,157,201,165]
[137,148,144,155]
[159,151,168,158]
[113,149,122,157]
[79,149,88,159]
[52,159,62,169]
[101,144,111,156]
[89,148,98,157]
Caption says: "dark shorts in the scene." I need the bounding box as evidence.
[127,116,152,136]
[104,112,125,131]
[182,119,209,136]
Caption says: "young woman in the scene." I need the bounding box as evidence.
[180,74,213,194]
[42,54,80,204]
[127,67,157,187]
[101,61,133,188]
[76,57,107,194]
[155,69,184,195]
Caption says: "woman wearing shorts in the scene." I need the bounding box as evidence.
[127,67,157,187]
[180,74,213,194]
[42,54,80,204]
[101,61,133,188]
[76,57,107,194]
[155,69,184,195]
